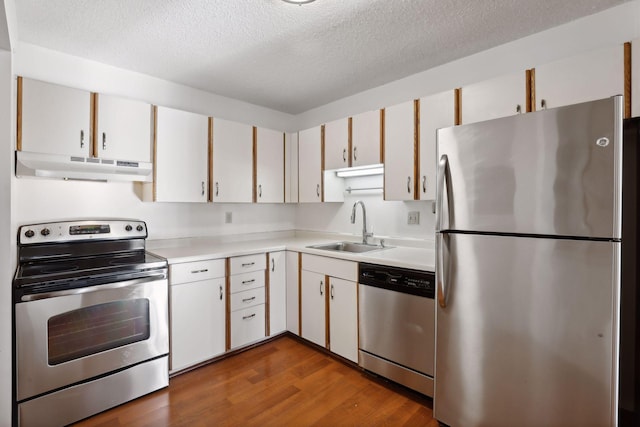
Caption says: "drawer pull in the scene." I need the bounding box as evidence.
[219,285,223,300]
[242,279,256,285]
[242,313,256,320]
[320,281,324,295]
[190,269,209,274]
[241,262,255,267]
[242,296,256,303]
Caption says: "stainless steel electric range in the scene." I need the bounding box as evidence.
[12,219,169,427]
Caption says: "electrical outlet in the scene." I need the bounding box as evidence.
[408,211,420,225]
[225,212,232,224]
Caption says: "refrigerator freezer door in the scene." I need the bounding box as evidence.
[437,96,622,239]
[434,233,619,427]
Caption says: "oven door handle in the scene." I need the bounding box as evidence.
[21,273,167,302]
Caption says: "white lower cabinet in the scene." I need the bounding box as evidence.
[229,253,266,349]
[301,269,327,347]
[328,277,358,363]
[301,254,358,362]
[169,259,226,373]
[268,251,287,336]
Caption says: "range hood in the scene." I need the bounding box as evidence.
[15,151,153,182]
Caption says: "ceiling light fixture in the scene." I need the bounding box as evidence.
[282,0,316,5]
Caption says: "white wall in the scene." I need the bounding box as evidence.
[295,0,640,128]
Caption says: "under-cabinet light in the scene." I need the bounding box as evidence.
[335,164,384,178]
[282,0,316,4]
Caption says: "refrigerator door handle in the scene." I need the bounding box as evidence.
[436,154,450,308]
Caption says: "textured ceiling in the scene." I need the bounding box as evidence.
[15,0,632,114]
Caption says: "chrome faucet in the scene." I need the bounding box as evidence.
[351,200,373,244]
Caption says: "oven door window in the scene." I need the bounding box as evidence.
[47,299,151,365]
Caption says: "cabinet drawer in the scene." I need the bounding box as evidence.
[230,287,265,311]
[170,259,226,285]
[230,304,266,349]
[302,254,358,282]
[229,253,266,274]
[230,270,265,293]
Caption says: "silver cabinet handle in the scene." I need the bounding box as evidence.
[102,132,107,150]
[541,99,547,110]
[242,279,255,285]
[190,269,208,274]
[80,130,85,148]
[407,176,411,193]
[436,154,451,309]
[242,296,256,303]
[201,181,205,196]
[271,258,275,272]
[219,285,223,301]
[258,184,262,198]
[316,184,320,197]
[242,313,256,320]
[320,280,324,295]
[242,262,255,267]
[353,146,358,161]
[422,176,427,193]
[343,148,346,162]
[330,284,334,300]
[516,104,522,114]
[215,182,219,197]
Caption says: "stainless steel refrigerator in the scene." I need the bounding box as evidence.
[434,96,626,427]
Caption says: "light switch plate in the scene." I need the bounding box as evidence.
[408,211,420,225]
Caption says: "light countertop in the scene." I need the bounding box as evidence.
[147,232,434,271]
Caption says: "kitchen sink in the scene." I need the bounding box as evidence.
[308,241,391,253]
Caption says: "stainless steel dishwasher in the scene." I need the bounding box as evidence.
[358,262,435,397]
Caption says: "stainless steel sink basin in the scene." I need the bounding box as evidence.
[308,241,390,253]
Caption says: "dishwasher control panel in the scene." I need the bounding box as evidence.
[359,263,435,298]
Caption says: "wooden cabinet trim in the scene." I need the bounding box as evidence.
[297,252,302,336]
[325,275,330,349]
[413,100,419,200]
[624,41,631,119]
[252,126,257,203]
[454,88,462,125]
[16,76,23,151]
[208,118,214,202]
[347,117,353,167]
[152,105,158,201]
[529,68,536,112]
[265,253,270,336]
[320,125,325,202]
[90,93,97,157]
[379,108,385,164]
[282,133,286,203]
[225,257,231,351]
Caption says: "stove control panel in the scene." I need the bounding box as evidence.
[19,220,148,245]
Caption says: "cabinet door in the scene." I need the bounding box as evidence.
[95,94,152,162]
[268,251,287,336]
[170,278,225,372]
[301,270,326,347]
[351,110,381,167]
[298,126,322,203]
[155,106,208,202]
[420,90,456,200]
[324,118,349,170]
[19,77,91,157]
[384,100,415,201]
[286,251,300,335]
[285,132,299,203]
[212,118,253,203]
[256,127,284,203]
[329,277,358,363]
[461,71,526,124]
[534,44,624,112]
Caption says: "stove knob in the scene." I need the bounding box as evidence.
[24,229,35,238]
[136,225,144,232]
[40,228,50,236]
[125,224,133,232]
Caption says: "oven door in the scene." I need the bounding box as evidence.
[15,273,169,402]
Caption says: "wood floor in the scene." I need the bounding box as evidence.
[73,335,437,426]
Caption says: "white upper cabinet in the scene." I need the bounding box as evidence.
[351,109,381,167]
[324,118,349,170]
[285,132,299,203]
[384,100,416,201]
[420,90,456,201]
[461,71,526,124]
[152,106,208,203]
[298,126,322,203]
[211,118,253,203]
[534,44,625,112]
[19,77,91,157]
[95,94,152,163]
[255,127,284,203]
